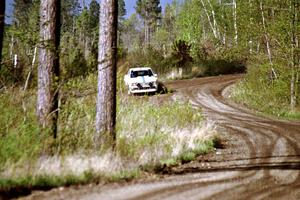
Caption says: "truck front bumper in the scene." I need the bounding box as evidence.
[130,88,157,93]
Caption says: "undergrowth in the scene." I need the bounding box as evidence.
[231,57,300,119]
[0,73,218,193]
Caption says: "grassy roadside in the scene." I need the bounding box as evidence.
[231,61,300,120]
[0,74,219,197]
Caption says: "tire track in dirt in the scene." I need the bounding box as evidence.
[173,74,300,199]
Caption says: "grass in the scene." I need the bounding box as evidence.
[0,170,141,198]
[0,73,218,195]
[231,59,300,120]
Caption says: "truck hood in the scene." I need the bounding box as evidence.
[128,76,157,84]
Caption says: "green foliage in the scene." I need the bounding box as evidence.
[126,47,173,75]
[173,139,216,164]
[118,0,126,21]
[121,14,141,52]
[0,171,103,195]
[0,91,42,168]
[0,0,39,84]
[61,47,89,79]
[135,0,162,45]
[0,72,218,193]
[231,57,299,119]
[89,0,100,28]
[109,169,141,182]
[0,72,208,169]
[135,0,162,25]
[61,0,81,33]
[175,0,202,50]
[178,151,196,163]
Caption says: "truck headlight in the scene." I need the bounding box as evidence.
[149,82,157,88]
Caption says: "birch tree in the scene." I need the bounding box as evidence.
[95,0,118,145]
[290,0,299,110]
[232,0,238,45]
[37,0,60,137]
[248,0,253,53]
[0,0,5,68]
[200,0,219,40]
[260,0,277,79]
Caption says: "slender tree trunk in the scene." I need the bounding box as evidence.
[257,42,260,53]
[201,12,207,39]
[24,46,37,91]
[200,0,218,40]
[290,0,298,111]
[9,36,14,59]
[14,54,18,69]
[207,0,220,39]
[95,0,118,146]
[148,23,151,46]
[144,20,149,47]
[145,19,151,47]
[0,0,5,68]
[232,0,238,45]
[296,34,299,107]
[260,1,277,79]
[143,9,151,47]
[249,0,253,54]
[37,0,60,137]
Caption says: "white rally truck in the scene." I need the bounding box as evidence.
[124,67,158,94]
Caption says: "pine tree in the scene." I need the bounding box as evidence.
[95,0,118,146]
[118,0,126,21]
[135,0,161,46]
[37,0,61,137]
[89,0,100,29]
[61,0,80,33]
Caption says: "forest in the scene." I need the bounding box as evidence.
[0,0,299,195]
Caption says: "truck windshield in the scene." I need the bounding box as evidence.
[131,70,153,78]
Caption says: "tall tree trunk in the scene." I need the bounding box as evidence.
[9,36,14,59]
[201,12,207,39]
[144,19,151,47]
[290,0,298,111]
[232,0,238,45]
[24,46,37,91]
[260,0,277,79]
[148,23,151,46]
[207,0,220,39]
[248,0,253,53]
[95,0,118,146]
[200,0,218,40]
[37,0,60,137]
[0,0,5,68]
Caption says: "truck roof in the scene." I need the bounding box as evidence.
[129,67,152,71]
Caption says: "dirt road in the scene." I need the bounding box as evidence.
[23,75,300,199]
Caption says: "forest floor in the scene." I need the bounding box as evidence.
[20,74,300,200]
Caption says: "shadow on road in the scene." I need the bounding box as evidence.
[160,161,300,175]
